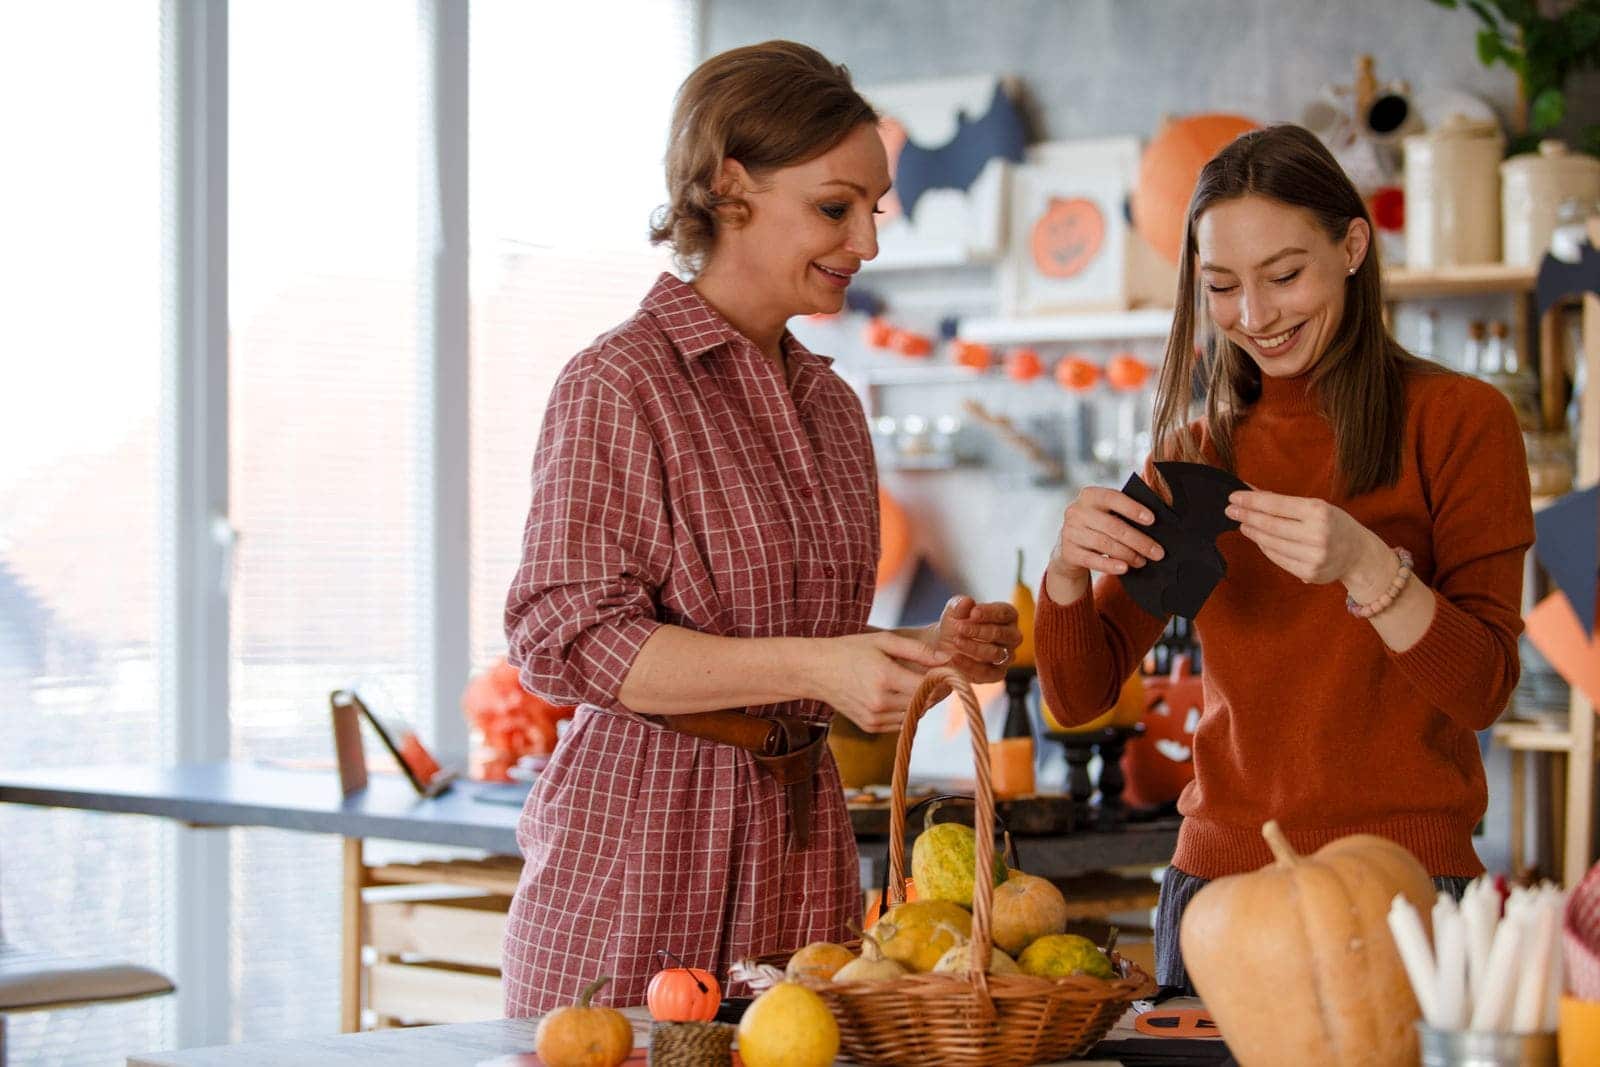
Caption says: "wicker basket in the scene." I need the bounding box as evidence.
[793,667,1155,1067]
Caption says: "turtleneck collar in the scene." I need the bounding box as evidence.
[1255,370,1321,416]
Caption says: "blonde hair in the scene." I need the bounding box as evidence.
[649,40,878,275]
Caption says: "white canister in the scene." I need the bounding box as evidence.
[1403,115,1505,269]
[1500,140,1600,267]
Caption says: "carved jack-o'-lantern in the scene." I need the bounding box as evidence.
[1030,197,1106,279]
[1121,654,1203,809]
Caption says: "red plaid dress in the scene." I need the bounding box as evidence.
[501,274,878,1014]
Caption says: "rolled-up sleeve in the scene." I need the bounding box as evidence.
[504,365,671,710]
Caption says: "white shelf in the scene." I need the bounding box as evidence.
[958,308,1175,345]
[855,364,987,386]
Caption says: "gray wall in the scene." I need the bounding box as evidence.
[704,0,1598,145]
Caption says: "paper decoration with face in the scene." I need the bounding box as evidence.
[1122,654,1203,809]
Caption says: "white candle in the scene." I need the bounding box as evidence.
[1472,907,1526,1033]
[1513,893,1559,1033]
[1389,894,1440,1025]
[1433,893,1467,1031]
[1463,877,1497,1006]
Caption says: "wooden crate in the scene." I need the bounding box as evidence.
[368,960,503,1025]
[366,894,509,970]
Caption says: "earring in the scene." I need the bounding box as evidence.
[1348,266,1357,275]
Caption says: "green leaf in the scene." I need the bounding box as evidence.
[1530,87,1565,132]
[1477,28,1507,65]
[1466,0,1500,28]
[1428,0,1459,7]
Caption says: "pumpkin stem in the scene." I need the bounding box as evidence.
[655,948,709,993]
[1015,548,1025,587]
[1262,820,1300,867]
[849,922,885,962]
[577,976,611,1008]
[923,798,947,833]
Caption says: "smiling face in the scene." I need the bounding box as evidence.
[1194,194,1369,379]
[707,122,891,320]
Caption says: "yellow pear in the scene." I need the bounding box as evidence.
[1012,549,1036,669]
[737,982,839,1067]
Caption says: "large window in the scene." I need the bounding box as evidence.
[467,0,696,667]
[0,3,174,1063]
[226,0,425,1041]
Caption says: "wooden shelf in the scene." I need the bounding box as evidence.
[1383,264,1537,300]
[957,308,1175,345]
[1493,720,1574,754]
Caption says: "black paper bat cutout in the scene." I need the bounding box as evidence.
[1118,461,1250,620]
[1536,239,1600,321]
[893,83,1026,221]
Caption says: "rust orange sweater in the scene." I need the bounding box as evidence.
[1037,368,1534,878]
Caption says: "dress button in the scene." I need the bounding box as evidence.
[823,564,835,578]
[799,484,815,497]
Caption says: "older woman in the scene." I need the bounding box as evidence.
[500,40,1021,1014]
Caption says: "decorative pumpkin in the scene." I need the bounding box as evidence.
[1017,934,1116,980]
[869,900,972,973]
[1179,821,1435,1067]
[832,929,908,984]
[534,976,634,1067]
[952,339,993,372]
[1105,352,1152,392]
[646,951,720,1023]
[1055,355,1100,393]
[785,941,855,982]
[1132,112,1261,264]
[1045,671,1146,734]
[1122,655,1201,808]
[990,872,1069,956]
[1030,196,1106,278]
[889,328,933,357]
[737,981,839,1067]
[932,940,1022,976]
[911,801,1007,906]
[1005,348,1044,381]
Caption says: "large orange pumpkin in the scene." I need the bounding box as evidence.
[1180,822,1436,1067]
[1132,113,1260,265]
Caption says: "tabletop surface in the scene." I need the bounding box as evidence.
[0,762,527,852]
[127,1006,1132,1066]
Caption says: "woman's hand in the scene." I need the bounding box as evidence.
[1045,486,1166,604]
[924,595,1022,684]
[1227,490,1390,592]
[810,633,951,734]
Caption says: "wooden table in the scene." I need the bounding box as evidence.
[127,1005,1127,1065]
[0,763,1178,1034]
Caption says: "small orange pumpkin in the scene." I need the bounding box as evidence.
[533,976,634,1067]
[646,950,720,1022]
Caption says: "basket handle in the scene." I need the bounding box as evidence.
[887,666,997,1000]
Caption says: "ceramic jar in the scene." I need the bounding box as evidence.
[1501,141,1600,267]
[1403,115,1505,269]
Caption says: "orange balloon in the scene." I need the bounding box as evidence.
[1133,113,1260,265]
[952,340,993,372]
[876,485,911,589]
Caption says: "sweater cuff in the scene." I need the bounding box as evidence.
[1036,575,1105,658]
[1389,595,1500,721]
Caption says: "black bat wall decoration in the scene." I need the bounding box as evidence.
[893,84,1027,221]
[1118,461,1251,620]
[1536,239,1600,321]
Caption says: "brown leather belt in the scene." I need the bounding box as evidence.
[652,711,829,850]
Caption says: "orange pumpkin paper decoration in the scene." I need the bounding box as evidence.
[1106,352,1152,392]
[1132,113,1260,265]
[647,950,721,1023]
[876,485,911,589]
[1055,355,1100,393]
[889,329,934,357]
[1122,654,1202,809]
[952,339,993,372]
[1031,197,1107,278]
[1005,348,1044,381]
[461,658,577,781]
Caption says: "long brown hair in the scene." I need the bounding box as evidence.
[1149,124,1433,496]
[649,41,878,276]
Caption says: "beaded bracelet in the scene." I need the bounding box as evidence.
[1346,547,1415,620]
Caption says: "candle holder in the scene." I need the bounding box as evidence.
[1414,1023,1555,1067]
[1044,724,1146,829]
